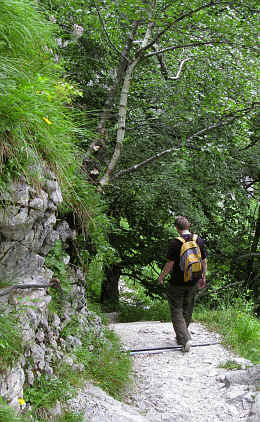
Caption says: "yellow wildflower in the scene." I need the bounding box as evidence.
[42,117,53,125]
[18,398,25,405]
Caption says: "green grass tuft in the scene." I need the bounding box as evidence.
[23,374,75,415]
[0,398,30,422]
[194,305,260,364]
[75,328,132,400]
[0,312,22,369]
[54,413,84,422]
[218,360,242,370]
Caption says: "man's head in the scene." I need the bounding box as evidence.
[174,216,191,232]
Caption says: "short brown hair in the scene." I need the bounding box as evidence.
[174,216,191,230]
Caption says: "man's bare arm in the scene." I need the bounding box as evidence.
[198,258,207,288]
[202,258,207,281]
[158,260,174,284]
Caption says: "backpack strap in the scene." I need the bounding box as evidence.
[177,237,185,244]
[177,235,197,243]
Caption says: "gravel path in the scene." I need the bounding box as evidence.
[110,321,254,422]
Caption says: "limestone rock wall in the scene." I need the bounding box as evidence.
[0,173,63,287]
[0,175,103,409]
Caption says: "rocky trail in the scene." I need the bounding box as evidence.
[110,321,256,422]
[69,320,259,422]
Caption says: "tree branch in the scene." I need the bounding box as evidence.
[99,23,154,186]
[94,1,130,61]
[112,120,233,179]
[154,46,169,79]
[84,21,140,163]
[237,252,260,260]
[139,0,222,54]
[153,42,191,80]
[113,147,178,179]
[196,280,245,301]
[113,105,259,179]
[145,40,223,58]
[168,58,191,80]
[239,138,259,151]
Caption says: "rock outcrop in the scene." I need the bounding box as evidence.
[0,174,103,410]
[68,383,154,422]
[218,366,260,422]
[0,172,63,287]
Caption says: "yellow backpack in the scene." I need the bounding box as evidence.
[177,234,202,282]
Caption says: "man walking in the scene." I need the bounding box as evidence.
[158,216,208,352]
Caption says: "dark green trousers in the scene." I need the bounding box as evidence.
[167,282,198,345]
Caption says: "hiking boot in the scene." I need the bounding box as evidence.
[183,340,191,352]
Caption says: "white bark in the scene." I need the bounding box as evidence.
[99,59,139,187]
[85,22,140,161]
[99,23,154,186]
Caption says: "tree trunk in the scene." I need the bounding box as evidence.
[248,205,260,290]
[82,22,140,181]
[99,22,154,186]
[99,58,139,186]
[100,264,121,311]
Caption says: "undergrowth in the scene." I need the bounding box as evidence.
[54,414,84,422]
[74,328,132,400]
[22,327,131,420]
[194,304,260,364]
[45,239,73,316]
[218,360,242,370]
[119,299,170,322]
[24,374,74,416]
[0,395,83,422]
[118,277,170,322]
[0,398,29,422]
[0,311,22,370]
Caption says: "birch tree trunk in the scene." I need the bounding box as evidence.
[99,58,139,186]
[99,23,154,186]
[247,206,260,299]
[83,22,140,175]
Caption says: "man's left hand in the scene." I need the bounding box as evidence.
[198,278,206,289]
[158,277,164,285]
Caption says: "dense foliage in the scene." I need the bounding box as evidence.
[0,0,259,419]
[1,0,259,308]
[38,0,260,310]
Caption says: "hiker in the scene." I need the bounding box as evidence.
[158,216,208,352]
